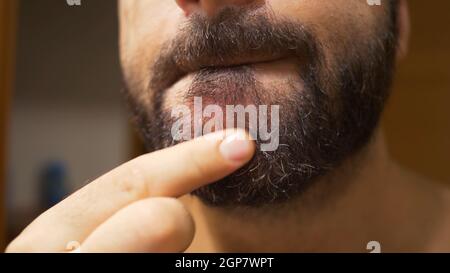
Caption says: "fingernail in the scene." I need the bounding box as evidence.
[219,131,253,163]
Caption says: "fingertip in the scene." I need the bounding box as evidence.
[200,129,256,165]
[219,130,256,165]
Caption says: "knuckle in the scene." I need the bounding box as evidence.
[110,159,149,199]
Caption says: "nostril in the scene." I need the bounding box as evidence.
[175,0,200,16]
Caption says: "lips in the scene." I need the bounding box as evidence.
[167,52,290,90]
[168,57,302,113]
[149,7,317,96]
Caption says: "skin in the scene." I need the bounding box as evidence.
[6,130,255,252]
[7,0,450,252]
[119,0,389,105]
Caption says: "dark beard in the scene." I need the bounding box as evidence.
[124,5,398,207]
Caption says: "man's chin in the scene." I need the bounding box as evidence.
[155,64,327,207]
[190,138,323,207]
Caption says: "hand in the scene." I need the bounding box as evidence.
[6,129,255,253]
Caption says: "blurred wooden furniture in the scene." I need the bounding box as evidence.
[383,0,450,184]
[0,0,18,250]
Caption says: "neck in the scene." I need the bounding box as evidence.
[183,128,444,252]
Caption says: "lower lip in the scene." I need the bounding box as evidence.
[165,57,300,99]
[182,57,298,79]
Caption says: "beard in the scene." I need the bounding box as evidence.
[124,5,398,207]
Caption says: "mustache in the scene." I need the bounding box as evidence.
[149,5,321,96]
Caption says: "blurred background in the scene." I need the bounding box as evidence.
[0,0,449,250]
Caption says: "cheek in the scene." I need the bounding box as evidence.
[268,0,386,50]
[120,0,184,98]
[163,74,195,112]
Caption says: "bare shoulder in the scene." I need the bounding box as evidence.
[421,177,450,252]
[397,166,450,251]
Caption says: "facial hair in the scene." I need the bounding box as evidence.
[124,5,398,207]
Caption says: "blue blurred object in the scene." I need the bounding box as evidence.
[39,161,68,209]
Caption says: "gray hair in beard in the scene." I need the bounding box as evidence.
[124,4,398,207]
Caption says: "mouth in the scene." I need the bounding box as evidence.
[177,51,289,72]
[160,56,302,114]
[166,53,292,89]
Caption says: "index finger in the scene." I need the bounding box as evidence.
[8,129,255,252]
